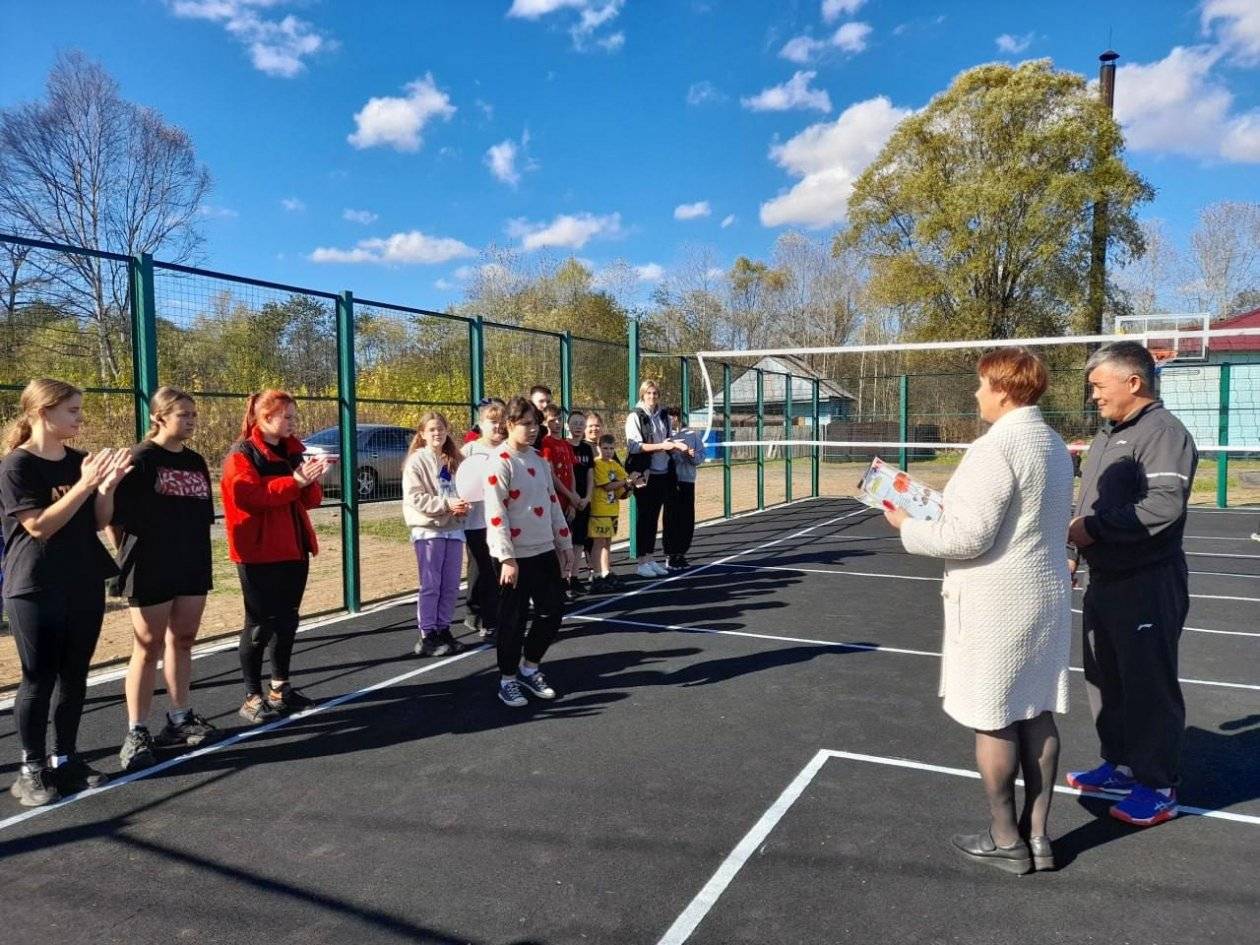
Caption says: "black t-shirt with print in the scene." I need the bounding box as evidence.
[0,447,119,599]
[112,441,215,601]
[572,440,595,494]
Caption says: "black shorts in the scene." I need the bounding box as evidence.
[127,582,212,608]
[571,506,591,548]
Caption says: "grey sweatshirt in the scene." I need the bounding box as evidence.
[1075,401,1198,575]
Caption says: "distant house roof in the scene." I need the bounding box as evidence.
[713,354,855,406]
[1210,308,1260,351]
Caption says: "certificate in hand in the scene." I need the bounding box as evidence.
[856,457,944,522]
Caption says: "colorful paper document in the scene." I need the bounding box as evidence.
[856,457,944,522]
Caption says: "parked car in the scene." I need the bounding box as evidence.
[301,424,414,501]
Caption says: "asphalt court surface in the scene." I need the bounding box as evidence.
[0,497,1256,944]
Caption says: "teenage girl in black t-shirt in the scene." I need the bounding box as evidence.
[109,387,217,772]
[0,379,131,807]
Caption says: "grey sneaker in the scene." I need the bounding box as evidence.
[517,670,557,700]
[52,755,109,793]
[10,765,60,807]
[239,695,280,725]
[119,728,158,772]
[155,712,218,747]
[498,678,528,708]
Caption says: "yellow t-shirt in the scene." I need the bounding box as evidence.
[590,457,628,518]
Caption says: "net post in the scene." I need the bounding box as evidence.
[627,317,640,559]
[560,330,572,411]
[784,372,793,503]
[468,316,485,428]
[1217,362,1231,508]
[679,356,689,418]
[128,252,159,441]
[336,289,361,614]
[756,369,765,510]
[723,362,732,518]
[811,378,820,497]
[898,373,909,471]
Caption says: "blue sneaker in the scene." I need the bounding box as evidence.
[1066,762,1137,795]
[1110,786,1178,827]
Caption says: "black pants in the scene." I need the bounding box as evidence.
[633,471,671,557]
[1082,557,1189,788]
[237,559,309,697]
[662,480,696,558]
[496,552,564,676]
[464,527,500,630]
[8,587,106,761]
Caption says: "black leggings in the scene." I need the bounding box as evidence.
[496,552,565,676]
[8,587,106,761]
[663,480,696,557]
[464,528,500,630]
[237,559,309,697]
[633,472,671,556]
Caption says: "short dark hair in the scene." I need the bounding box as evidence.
[1085,341,1156,392]
[598,433,616,447]
[663,405,681,419]
[529,385,552,399]
[505,395,541,426]
[543,403,563,417]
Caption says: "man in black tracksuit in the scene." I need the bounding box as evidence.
[1066,342,1198,827]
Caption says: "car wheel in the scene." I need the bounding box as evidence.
[356,466,379,500]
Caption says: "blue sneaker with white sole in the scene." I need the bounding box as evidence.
[1110,786,1178,826]
[1066,762,1137,795]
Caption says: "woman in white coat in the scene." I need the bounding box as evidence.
[885,347,1073,875]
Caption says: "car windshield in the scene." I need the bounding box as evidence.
[304,427,341,447]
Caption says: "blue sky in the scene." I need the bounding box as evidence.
[2,0,1258,309]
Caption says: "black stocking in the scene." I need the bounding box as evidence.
[974,726,1021,847]
[1016,711,1060,839]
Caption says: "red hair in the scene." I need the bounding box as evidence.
[239,389,295,441]
[977,348,1049,407]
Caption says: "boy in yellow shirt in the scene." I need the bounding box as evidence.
[589,434,642,591]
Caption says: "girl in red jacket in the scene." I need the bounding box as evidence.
[220,390,332,723]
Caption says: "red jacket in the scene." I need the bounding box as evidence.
[220,428,322,564]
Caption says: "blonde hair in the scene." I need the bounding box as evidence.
[146,386,196,439]
[408,411,462,471]
[638,379,660,398]
[3,378,83,453]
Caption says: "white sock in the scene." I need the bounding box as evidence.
[1156,787,1174,797]
[520,665,539,677]
[50,754,69,768]
[601,570,612,578]
[1116,764,1133,776]
[168,707,192,725]
[501,674,516,685]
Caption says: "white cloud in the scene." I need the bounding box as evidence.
[343,208,378,225]
[1112,45,1260,163]
[742,71,832,113]
[1203,0,1260,64]
[635,263,665,282]
[780,36,826,64]
[780,22,871,62]
[434,278,456,291]
[168,1,332,77]
[822,0,865,23]
[347,74,456,152]
[686,80,725,105]
[995,32,1034,54]
[507,0,626,53]
[760,95,911,228]
[706,266,726,280]
[280,197,305,212]
[506,212,623,251]
[674,201,711,221]
[721,213,736,228]
[475,98,495,120]
[486,139,522,186]
[310,230,476,265]
[198,204,238,219]
[832,22,872,53]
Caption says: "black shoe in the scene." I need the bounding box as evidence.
[440,628,468,654]
[155,712,218,748]
[666,556,685,572]
[266,683,315,715]
[606,572,625,589]
[950,830,1032,875]
[677,556,690,569]
[588,575,607,594]
[479,626,497,644]
[119,727,158,772]
[10,765,60,807]
[567,577,587,597]
[52,755,109,793]
[239,695,280,724]
[1028,835,1055,871]
[415,631,461,657]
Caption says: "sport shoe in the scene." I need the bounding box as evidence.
[52,755,109,793]
[479,626,497,644]
[498,678,528,708]
[119,728,158,772]
[635,562,658,578]
[239,695,280,724]
[588,575,608,594]
[517,669,557,700]
[567,577,587,597]
[9,765,59,807]
[266,683,315,715]
[651,560,670,576]
[1066,761,1137,795]
[155,712,218,748]
[440,628,468,654]
[415,631,457,657]
[666,556,685,572]
[1110,786,1178,826]
[1251,532,1260,543]
[605,572,625,589]
[463,614,482,633]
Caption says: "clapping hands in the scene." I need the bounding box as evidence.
[80,448,134,495]
[294,455,334,487]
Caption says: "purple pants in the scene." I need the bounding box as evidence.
[414,538,464,634]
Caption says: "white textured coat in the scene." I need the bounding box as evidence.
[899,406,1074,731]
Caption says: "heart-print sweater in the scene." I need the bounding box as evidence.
[483,443,574,562]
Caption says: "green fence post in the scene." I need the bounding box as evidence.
[560,331,573,412]
[784,373,793,504]
[336,290,361,613]
[723,362,732,518]
[468,316,485,427]
[1217,362,1231,509]
[898,374,910,472]
[811,378,821,497]
[756,369,765,510]
[627,317,640,558]
[679,357,690,418]
[128,252,159,441]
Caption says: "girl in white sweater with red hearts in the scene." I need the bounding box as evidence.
[483,396,574,707]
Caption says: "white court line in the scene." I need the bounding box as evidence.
[1186,551,1260,561]
[568,614,1260,691]
[656,748,1260,945]
[1185,535,1260,542]
[716,562,1260,610]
